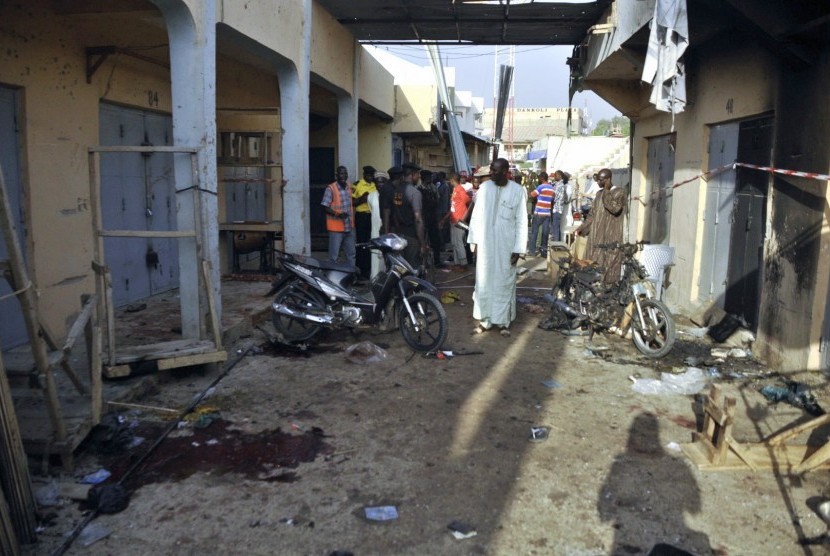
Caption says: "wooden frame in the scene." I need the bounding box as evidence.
[682,385,830,473]
[88,146,226,378]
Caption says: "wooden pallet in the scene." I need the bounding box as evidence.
[681,385,830,473]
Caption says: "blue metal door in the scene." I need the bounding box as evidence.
[645,134,676,244]
[699,122,738,305]
[99,104,176,307]
[0,86,27,349]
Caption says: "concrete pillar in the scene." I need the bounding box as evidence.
[152,0,219,339]
[278,0,312,255]
[337,40,360,179]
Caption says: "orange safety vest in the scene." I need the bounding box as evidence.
[325,181,354,232]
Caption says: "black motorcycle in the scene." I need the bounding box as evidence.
[544,241,676,358]
[268,234,448,352]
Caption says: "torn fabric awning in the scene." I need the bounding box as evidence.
[641,0,688,117]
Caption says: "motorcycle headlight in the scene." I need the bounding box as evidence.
[389,236,408,251]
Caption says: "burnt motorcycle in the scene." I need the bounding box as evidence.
[267,234,448,352]
[543,241,676,358]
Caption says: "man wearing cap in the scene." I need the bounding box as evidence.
[468,158,528,336]
[352,165,377,278]
[321,165,356,268]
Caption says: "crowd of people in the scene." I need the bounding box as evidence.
[321,160,625,333]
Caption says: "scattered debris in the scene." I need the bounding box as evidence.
[364,505,398,521]
[707,313,746,343]
[665,441,682,453]
[760,380,824,416]
[631,367,709,396]
[440,291,461,304]
[345,341,388,364]
[529,426,549,442]
[523,303,547,314]
[34,481,60,508]
[424,350,454,360]
[447,520,477,540]
[541,379,561,389]
[124,302,147,313]
[87,412,135,455]
[80,469,111,485]
[78,523,111,548]
[818,500,830,526]
[87,484,130,514]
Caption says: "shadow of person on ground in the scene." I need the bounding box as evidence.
[598,412,712,555]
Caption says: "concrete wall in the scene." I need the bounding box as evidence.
[359,116,393,174]
[359,49,394,119]
[394,85,436,133]
[218,0,304,67]
[0,1,174,335]
[310,1,355,95]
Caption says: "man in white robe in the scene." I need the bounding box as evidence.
[467,158,528,335]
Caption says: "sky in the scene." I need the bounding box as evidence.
[372,44,622,127]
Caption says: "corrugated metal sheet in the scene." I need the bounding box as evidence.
[317,0,612,45]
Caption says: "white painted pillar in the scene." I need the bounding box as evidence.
[337,40,360,178]
[277,0,312,255]
[152,0,219,339]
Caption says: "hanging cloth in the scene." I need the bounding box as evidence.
[641,0,689,120]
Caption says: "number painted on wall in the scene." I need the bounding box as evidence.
[725,98,733,115]
[147,90,159,107]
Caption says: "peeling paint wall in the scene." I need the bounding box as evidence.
[0,1,174,335]
[759,47,830,370]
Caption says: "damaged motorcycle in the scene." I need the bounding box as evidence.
[543,242,676,358]
[267,233,448,352]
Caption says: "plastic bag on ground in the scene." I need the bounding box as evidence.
[632,367,708,396]
[345,341,388,364]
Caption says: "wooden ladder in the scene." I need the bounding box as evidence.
[0,161,102,471]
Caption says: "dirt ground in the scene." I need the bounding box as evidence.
[20,261,830,555]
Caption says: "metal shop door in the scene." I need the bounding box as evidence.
[724,116,773,330]
[309,147,335,252]
[699,122,739,304]
[645,134,676,244]
[99,103,177,307]
[0,86,27,349]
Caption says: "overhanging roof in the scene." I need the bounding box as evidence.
[316,0,612,45]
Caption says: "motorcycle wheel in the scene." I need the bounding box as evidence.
[631,298,676,358]
[399,293,448,352]
[271,283,325,342]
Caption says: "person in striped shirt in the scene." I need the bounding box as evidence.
[527,172,555,257]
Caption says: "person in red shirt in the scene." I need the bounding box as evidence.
[448,172,471,267]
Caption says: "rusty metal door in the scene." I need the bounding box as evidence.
[645,134,676,244]
[724,117,773,330]
[99,103,176,307]
[699,122,738,305]
[0,86,27,349]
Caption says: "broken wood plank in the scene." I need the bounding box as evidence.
[113,339,217,363]
[765,413,830,446]
[681,441,830,472]
[156,350,227,371]
[106,401,178,414]
[102,365,132,379]
[62,294,98,354]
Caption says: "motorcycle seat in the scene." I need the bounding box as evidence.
[303,257,357,274]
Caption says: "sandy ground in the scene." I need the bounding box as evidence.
[21,262,830,556]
